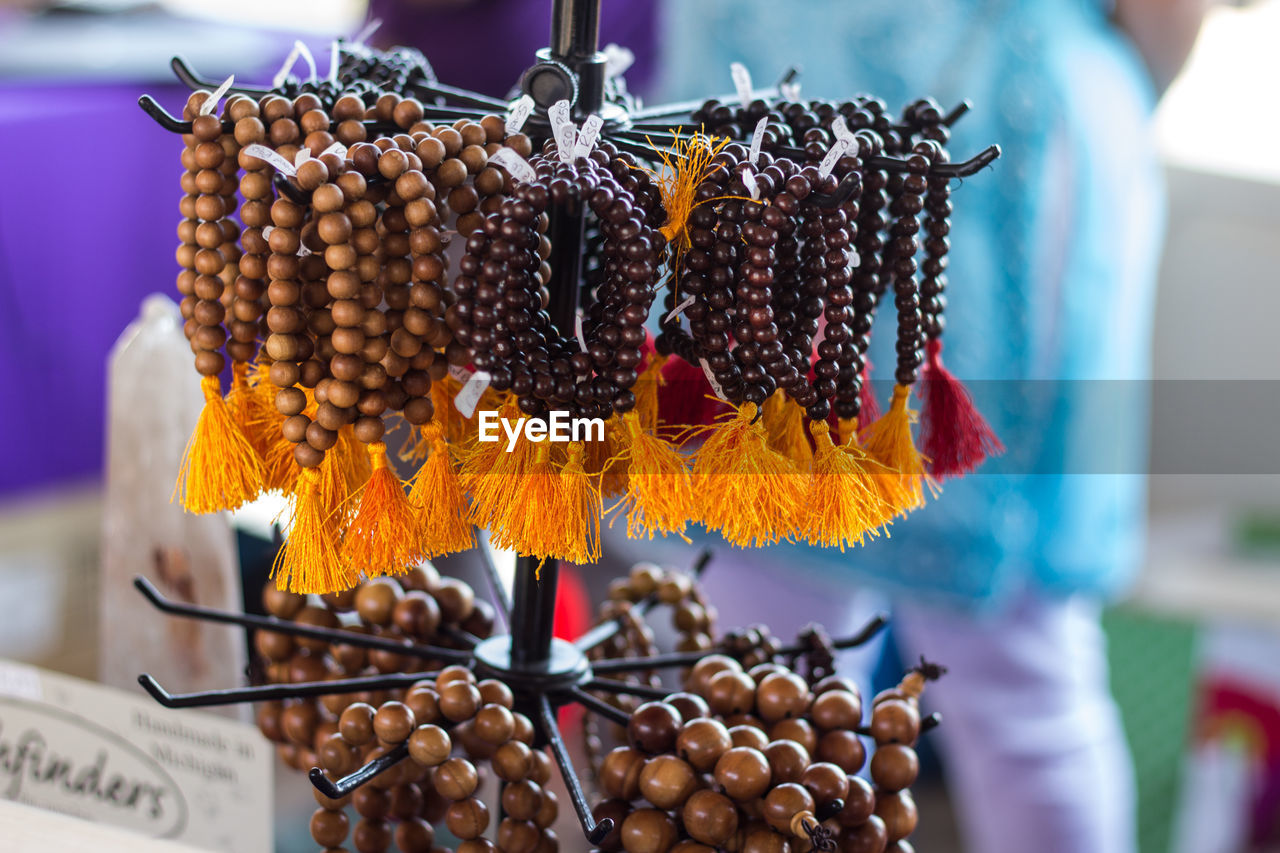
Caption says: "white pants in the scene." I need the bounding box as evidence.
[597,536,1138,853]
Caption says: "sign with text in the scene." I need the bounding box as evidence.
[0,661,271,852]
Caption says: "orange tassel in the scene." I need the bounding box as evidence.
[803,421,889,550]
[691,402,804,547]
[610,411,695,540]
[556,442,601,566]
[836,416,858,448]
[763,393,813,468]
[174,375,264,513]
[342,443,422,578]
[226,361,273,463]
[461,400,534,530]
[272,466,349,594]
[488,441,562,558]
[860,384,937,516]
[584,418,629,499]
[633,351,668,432]
[408,422,475,557]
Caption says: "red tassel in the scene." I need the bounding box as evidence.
[918,338,1004,478]
[656,355,730,444]
[857,358,881,434]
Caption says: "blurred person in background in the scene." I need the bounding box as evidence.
[369,0,1207,850]
[635,2,1212,853]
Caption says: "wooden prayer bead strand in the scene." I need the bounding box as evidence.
[845,141,890,421]
[885,144,934,386]
[919,161,952,344]
[314,178,367,452]
[388,161,439,424]
[176,111,201,344]
[185,96,232,378]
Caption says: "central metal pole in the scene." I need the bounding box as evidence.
[507,0,603,670]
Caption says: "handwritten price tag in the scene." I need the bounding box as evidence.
[450,365,492,419]
[505,94,535,134]
[574,114,604,160]
[199,75,234,116]
[730,62,753,105]
[548,100,577,164]
[242,144,297,176]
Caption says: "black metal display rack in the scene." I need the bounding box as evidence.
[133,0,985,844]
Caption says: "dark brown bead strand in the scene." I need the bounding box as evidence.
[884,143,934,387]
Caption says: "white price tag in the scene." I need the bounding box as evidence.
[830,115,854,146]
[574,114,604,160]
[0,661,42,701]
[574,311,588,352]
[818,136,853,179]
[272,43,302,89]
[329,40,340,83]
[748,116,768,165]
[488,147,537,183]
[450,366,492,419]
[243,144,297,176]
[295,40,317,82]
[603,44,635,79]
[548,100,577,163]
[322,140,348,159]
[741,165,761,200]
[505,94,535,135]
[199,75,235,116]
[293,148,313,167]
[698,358,729,402]
[729,62,753,105]
[780,81,801,102]
[664,294,697,324]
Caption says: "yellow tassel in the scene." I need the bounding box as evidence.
[860,384,938,516]
[610,411,695,540]
[226,362,272,463]
[488,441,561,557]
[584,417,629,499]
[462,399,538,530]
[556,442,601,566]
[691,403,804,547]
[763,394,814,468]
[804,421,889,550]
[836,416,858,448]
[272,467,349,594]
[341,443,422,577]
[633,352,668,432]
[642,132,732,261]
[429,374,464,446]
[174,375,264,513]
[408,422,475,557]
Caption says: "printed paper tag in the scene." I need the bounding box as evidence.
[272,43,302,89]
[603,44,635,79]
[199,75,235,117]
[574,114,604,160]
[295,40,317,82]
[699,358,729,402]
[780,81,801,102]
[818,136,853,178]
[242,144,297,176]
[329,40,340,82]
[0,662,272,851]
[748,116,768,165]
[548,100,577,163]
[830,115,853,145]
[574,311,588,352]
[322,141,348,159]
[0,661,42,701]
[665,294,697,324]
[450,365,492,419]
[730,62,753,104]
[293,148,313,167]
[488,148,537,184]
[505,94,535,135]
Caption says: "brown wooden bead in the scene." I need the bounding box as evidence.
[677,717,732,772]
[433,757,478,800]
[280,701,319,747]
[372,700,416,744]
[729,724,770,751]
[600,746,645,800]
[353,817,392,853]
[395,818,434,853]
[407,723,452,768]
[869,699,919,746]
[391,590,442,640]
[473,703,515,744]
[811,688,862,731]
[683,789,739,847]
[337,701,375,746]
[870,743,918,792]
[756,671,812,723]
[707,669,757,716]
[816,729,866,774]
[532,781,558,825]
[438,681,481,723]
[714,746,772,801]
[503,779,544,822]
[263,583,305,619]
[445,796,490,839]
[639,754,698,810]
[310,807,349,847]
[629,701,683,754]
[493,739,533,782]
[764,739,811,785]
[666,691,711,722]
[836,775,876,827]
[592,798,629,852]
[256,702,283,742]
[763,782,814,834]
[687,654,741,696]
[874,790,917,842]
[355,578,400,626]
[769,717,818,756]
[621,808,678,853]
[433,577,476,622]
[498,818,541,853]
[800,761,850,806]
[741,824,791,853]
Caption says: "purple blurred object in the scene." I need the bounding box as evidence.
[369,0,657,97]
